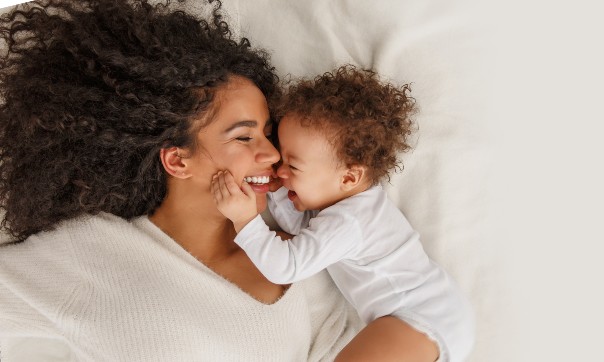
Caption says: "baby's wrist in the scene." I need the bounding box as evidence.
[233,214,257,233]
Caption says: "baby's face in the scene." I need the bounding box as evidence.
[276,115,348,211]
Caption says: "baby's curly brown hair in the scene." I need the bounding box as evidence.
[276,65,417,185]
[0,0,279,241]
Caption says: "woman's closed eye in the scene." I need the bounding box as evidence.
[236,132,272,143]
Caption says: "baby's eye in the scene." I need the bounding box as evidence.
[289,165,298,171]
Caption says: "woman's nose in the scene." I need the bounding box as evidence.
[257,137,280,165]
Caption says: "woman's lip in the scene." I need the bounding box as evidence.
[240,170,278,193]
[249,183,270,194]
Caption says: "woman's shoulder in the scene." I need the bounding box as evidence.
[0,214,128,327]
[0,212,142,270]
[34,212,144,243]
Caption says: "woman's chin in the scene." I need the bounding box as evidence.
[255,193,268,213]
[249,179,277,213]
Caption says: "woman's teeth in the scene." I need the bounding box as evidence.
[244,176,270,184]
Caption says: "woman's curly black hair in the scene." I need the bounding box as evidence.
[0,0,279,241]
[276,65,417,185]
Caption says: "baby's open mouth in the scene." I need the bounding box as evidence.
[287,190,297,201]
[243,176,271,185]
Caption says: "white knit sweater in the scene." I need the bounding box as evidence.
[0,213,363,361]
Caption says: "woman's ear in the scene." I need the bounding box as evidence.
[159,147,192,179]
[341,165,367,191]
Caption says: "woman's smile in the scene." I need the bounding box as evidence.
[245,174,280,194]
[243,176,271,184]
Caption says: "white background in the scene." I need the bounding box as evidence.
[490,0,604,360]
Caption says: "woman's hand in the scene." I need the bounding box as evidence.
[211,170,258,232]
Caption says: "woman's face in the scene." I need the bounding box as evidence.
[185,76,280,212]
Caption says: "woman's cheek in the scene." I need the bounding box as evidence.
[224,168,243,186]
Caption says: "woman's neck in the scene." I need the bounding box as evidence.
[149,190,239,264]
[149,180,289,304]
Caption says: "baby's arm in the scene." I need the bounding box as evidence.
[234,210,362,284]
[211,171,360,284]
[267,187,315,235]
[211,171,258,232]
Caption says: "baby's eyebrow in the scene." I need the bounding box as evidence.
[287,154,305,164]
[223,120,257,133]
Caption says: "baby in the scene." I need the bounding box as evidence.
[211,66,473,361]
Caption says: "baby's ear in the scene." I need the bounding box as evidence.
[341,165,367,191]
[159,147,193,179]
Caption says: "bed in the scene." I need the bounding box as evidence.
[1,0,508,360]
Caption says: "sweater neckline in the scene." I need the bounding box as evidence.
[132,215,297,307]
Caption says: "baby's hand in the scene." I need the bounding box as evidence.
[269,162,284,192]
[211,170,258,232]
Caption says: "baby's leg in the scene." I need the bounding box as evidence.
[335,316,439,362]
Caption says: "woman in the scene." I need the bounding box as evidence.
[0,1,439,360]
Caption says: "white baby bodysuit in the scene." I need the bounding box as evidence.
[235,185,475,362]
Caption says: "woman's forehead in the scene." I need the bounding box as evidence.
[202,77,270,132]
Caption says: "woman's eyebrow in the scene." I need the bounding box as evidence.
[223,120,257,133]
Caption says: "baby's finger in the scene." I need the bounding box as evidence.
[218,171,230,196]
[240,180,256,200]
[224,171,242,195]
[211,174,223,200]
